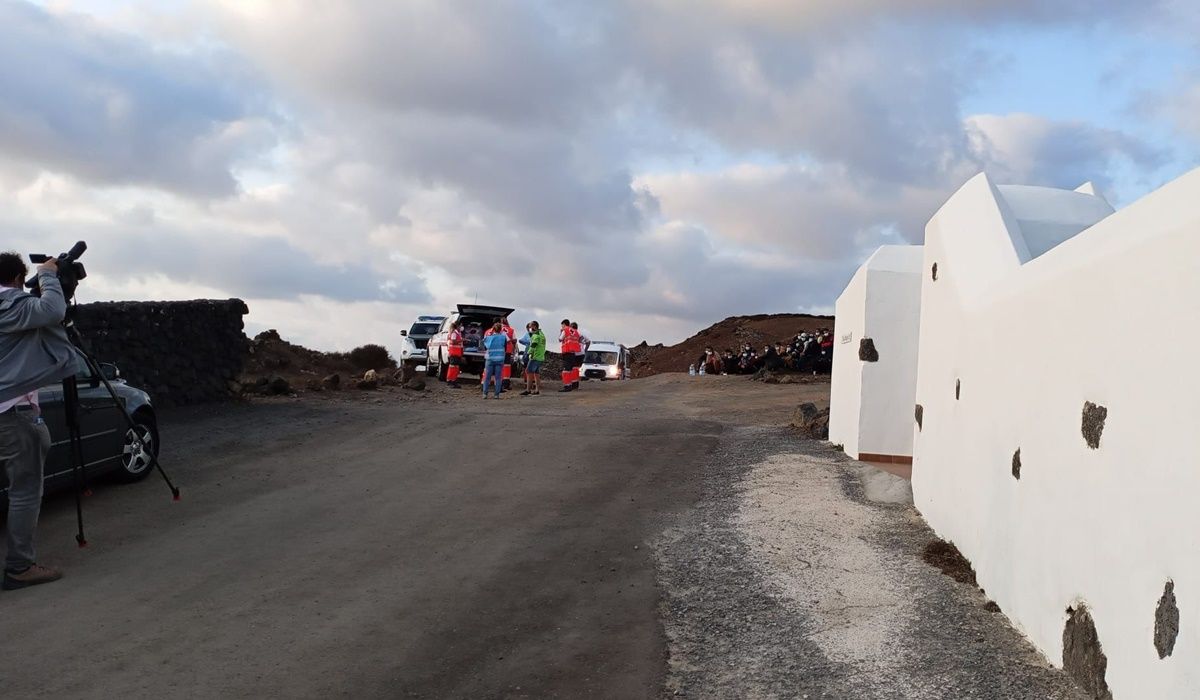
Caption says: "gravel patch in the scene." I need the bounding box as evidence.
[654,427,1090,699]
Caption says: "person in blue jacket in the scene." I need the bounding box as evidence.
[481,322,508,399]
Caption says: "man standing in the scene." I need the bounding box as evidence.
[0,252,77,590]
[445,321,463,388]
[520,321,546,396]
[559,319,579,392]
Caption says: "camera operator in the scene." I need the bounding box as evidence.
[0,251,78,590]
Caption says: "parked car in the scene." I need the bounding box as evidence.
[399,315,445,367]
[426,304,515,380]
[579,341,630,380]
[0,361,160,505]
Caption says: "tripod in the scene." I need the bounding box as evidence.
[60,317,180,547]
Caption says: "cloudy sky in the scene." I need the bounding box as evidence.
[2,0,1198,351]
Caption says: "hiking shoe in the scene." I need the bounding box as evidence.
[519,390,531,396]
[3,563,62,591]
[481,394,489,399]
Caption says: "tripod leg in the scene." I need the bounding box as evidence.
[62,376,88,547]
[70,339,181,501]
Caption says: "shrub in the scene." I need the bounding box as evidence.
[345,344,395,370]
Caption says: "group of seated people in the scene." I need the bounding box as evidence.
[694,329,835,375]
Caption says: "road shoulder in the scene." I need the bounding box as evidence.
[654,427,1089,699]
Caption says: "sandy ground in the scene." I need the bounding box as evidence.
[0,373,1086,698]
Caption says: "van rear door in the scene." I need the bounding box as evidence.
[456,304,515,318]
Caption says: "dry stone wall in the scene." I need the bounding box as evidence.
[71,299,249,407]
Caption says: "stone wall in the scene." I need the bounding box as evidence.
[71,299,249,407]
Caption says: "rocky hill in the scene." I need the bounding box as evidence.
[627,313,835,377]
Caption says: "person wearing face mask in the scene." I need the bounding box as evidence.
[559,319,581,392]
[705,348,722,375]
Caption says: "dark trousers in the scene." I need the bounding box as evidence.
[0,409,51,571]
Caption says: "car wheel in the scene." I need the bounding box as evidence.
[113,411,159,483]
[438,359,449,382]
[426,354,437,377]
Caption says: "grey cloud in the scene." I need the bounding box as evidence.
[639,164,940,257]
[214,0,614,127]
[614,12,972,183]
[0,1,277,196]
[367,114,643,241]
[966,113,1167,190]
[613,223,851,322]
[664,0,1157,31]
[2,0,1182,351]
[204,0,1169,334]
[612,1,1166,185]
[0,215,428,305]
[214,1,649,275]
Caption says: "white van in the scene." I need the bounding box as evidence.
[580,341,630,381]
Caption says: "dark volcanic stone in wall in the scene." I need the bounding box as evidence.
[1063,605,1113,700]
[858,338,879,362]
[1081,401,1107,449]
[1155,580,1180,659]
[71,299,249,408]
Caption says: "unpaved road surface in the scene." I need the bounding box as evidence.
[2,375,1085,699]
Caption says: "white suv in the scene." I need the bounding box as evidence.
[400,316,445,367]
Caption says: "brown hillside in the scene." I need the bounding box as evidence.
[628,313,835,377]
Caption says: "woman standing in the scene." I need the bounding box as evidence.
[482,322,508,399]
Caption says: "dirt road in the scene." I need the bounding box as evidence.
[1,375,1085,699]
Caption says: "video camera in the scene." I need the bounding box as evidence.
[27,240,87,301]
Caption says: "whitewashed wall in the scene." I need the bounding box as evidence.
[830,245,923,460]
[829,262,867,455]
[912,170,1200,699]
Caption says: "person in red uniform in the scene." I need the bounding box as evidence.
[559,318,579,392]
[570,321,587,390]
[445,321,463,388]
[500,316,516,388]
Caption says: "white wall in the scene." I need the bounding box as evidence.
[912,170,1200,699]
[830,245,923,460]
[829,265,866,455]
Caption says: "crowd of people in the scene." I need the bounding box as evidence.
[442,316,590,398]
[692,329,835,376]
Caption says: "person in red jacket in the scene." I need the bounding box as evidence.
[559,318,580,392]
[500,316,516,388]
[445,321,464,388]
[570,321,588,390]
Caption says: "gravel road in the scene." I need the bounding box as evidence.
[0,375,1088,699]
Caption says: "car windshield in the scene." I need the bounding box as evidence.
[585,351,618,365]
[410,323,440,335]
